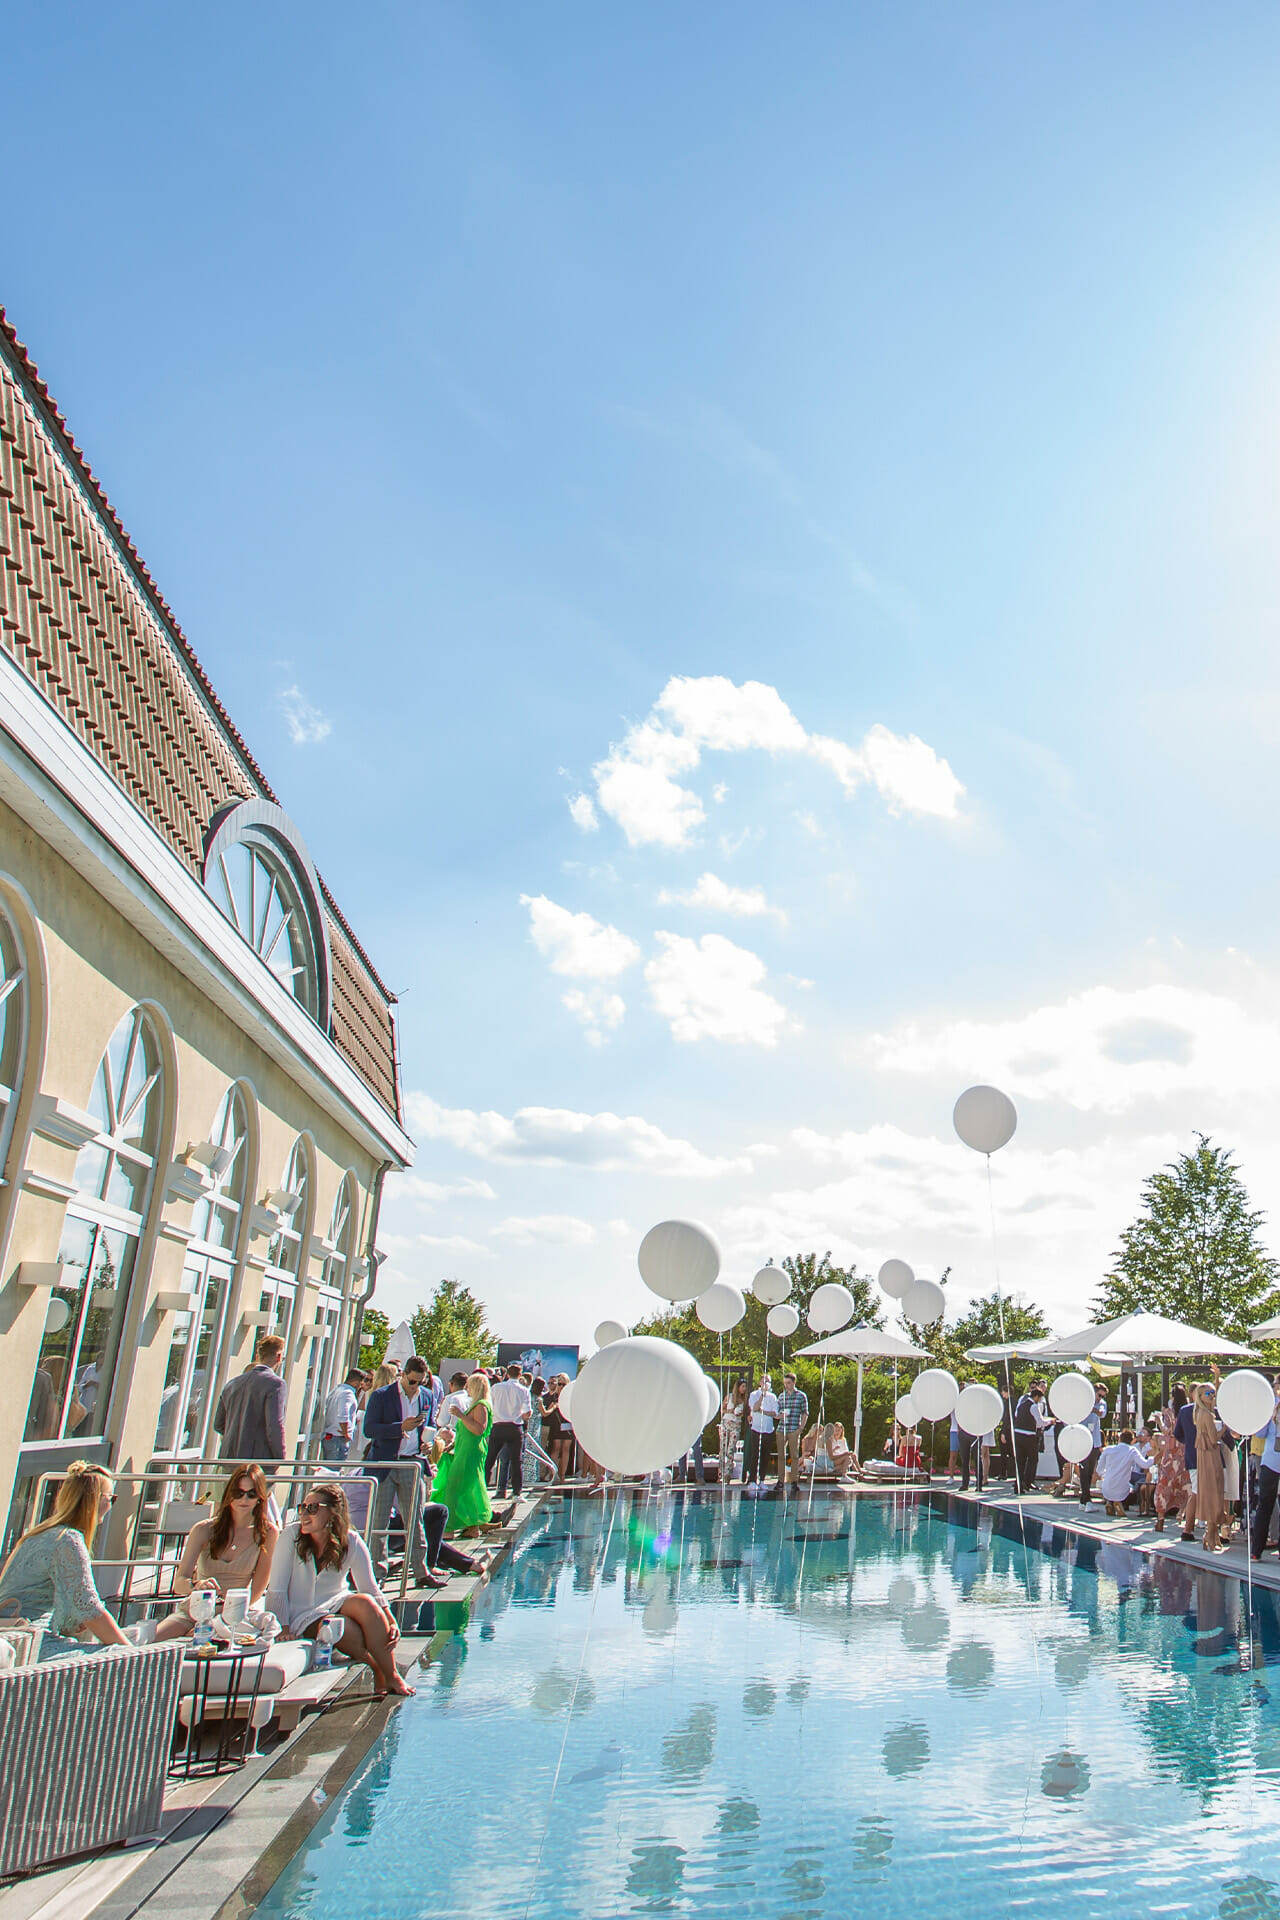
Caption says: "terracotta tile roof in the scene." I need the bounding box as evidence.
[0,309,400,1123]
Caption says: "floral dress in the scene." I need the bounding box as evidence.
[1154,1409,1191,1520]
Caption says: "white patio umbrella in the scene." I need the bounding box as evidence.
[1033,1310,1258,1420]
[384,1318,415,1365]
[796,1326,930,1458]
[1251,1314,1280,1340]
[964,1337,1056,1363]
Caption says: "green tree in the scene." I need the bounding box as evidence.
[1095,1135,1280,1341]
[948,1290,1050,1350]
[409,1278,497,1367]
[357,1306,391,1368]
[634,1252,881,1367]
[780,1252,883,1333]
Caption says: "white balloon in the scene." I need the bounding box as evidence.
[696,1282,747,1333]
[955,1382,1003,1437]
[637,1220,721,1303]
[594,1319,628,1348]
[878,1259,914,1300]
[895,1394,921,1427]
[570,1336,708,1476]
[912,1368,959,1422]
[953,1085,1018,1155]
[1048,1372,1095,1424]
[704,1374,722,1424]
[1055,1423,1093,1465]
[902,1279,946,1325]
[44,1296,70,1334]
[767,1303,800,1338]
[752,1266,790,1307]
[808,1281,855,1335]
[1217,1368,1277,1437]
[557,1379,575,1423]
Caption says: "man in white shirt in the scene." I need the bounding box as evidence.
[321,1367,367,1462]
[1097,1428,1154,1515]
[744,1375,779,1485]
[437,1372,470,1431]
[489,1364,533,1501]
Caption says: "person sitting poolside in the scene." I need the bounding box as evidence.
[0,1460,132,1659]
[265,1482,413,1698]
[826,1422,862,1479]
[153,1464,278,1640]
[1096,1428,1155,1517]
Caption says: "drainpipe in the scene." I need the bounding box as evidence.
[350,1158,390,1366]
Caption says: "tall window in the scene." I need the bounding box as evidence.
[298,1174,358,1450]
[25,1008,163,1445]
[154,1086,251,1456]
[260,1136,312,1343]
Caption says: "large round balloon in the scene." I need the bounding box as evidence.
[557,1379,575,1423]
[638,1220,721,1302]
[895,1394,921,1428]
[44,1296,70,1334]
[767,1302,800,1338]
[902,1278,946,1325]
[570,1336,708,1475]
[953,1086,1017,1155]
[594,1319,628,1348]
[808,1281,855,1334]
[912,1368,959,1422]
[1048,1372,1095,1424]
[1217,1368,1277,1437]
[696,1282,747,1333]
[703,1374,722,1424]
[1055,1423,1093,1465]
[955,1382,1003,1437]
[878,1259,914,1300]
[752,1266,790,1307]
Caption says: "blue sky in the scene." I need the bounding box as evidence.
[11,4,1280,1345]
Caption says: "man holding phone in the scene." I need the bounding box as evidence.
[366,1355,435,1584]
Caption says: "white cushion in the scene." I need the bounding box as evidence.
[177,1639,312,1697]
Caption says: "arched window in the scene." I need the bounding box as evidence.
[155,1085,253,1456]
[0,902,29,1176]
[298,1173,359,1451]
[26,1007,164,1446]
[259,1135,314,1344]
[203,802,330,1027]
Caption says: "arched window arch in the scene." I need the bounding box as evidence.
[259,1135,316,1354]
[0,898,30,1183]
[203,801,331,1027]
[155,1084,256,1456]
[27,1007,165,1446]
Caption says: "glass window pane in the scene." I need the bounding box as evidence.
[106,1147,151,1215]
[70,1225,134,1438]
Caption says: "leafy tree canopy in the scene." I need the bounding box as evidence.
[1095,1135,1280,1342]
[409,1278,497,1368]
[634,1252,880,1369]
[358,1306,391,1368]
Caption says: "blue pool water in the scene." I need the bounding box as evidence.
[258,1491,1280,1920]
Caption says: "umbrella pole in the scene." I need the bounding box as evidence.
[854,1359,864,1463]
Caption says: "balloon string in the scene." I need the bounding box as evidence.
[984,1150,1042,1701]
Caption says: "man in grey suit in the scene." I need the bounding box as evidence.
[214,1334,288,1460]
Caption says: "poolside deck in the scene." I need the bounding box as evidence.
[0,1485,552,1920]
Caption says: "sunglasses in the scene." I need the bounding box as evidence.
[232,1488,258,1500]
[300,1500,334,1516]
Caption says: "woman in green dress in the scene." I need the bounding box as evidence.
[431,1373,493,1534]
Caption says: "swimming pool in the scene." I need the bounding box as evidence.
[258,1491,1280,1919]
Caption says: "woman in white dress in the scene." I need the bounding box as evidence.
[265,1483,412,1698]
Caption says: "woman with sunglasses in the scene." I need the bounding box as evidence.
[0,1460,131,1659]
[154,1464,278,1640]
[265,1483,413,1697]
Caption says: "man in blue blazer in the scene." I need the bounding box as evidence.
[364,1357,481,1588]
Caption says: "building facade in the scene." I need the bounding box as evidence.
[0,311,412,1544]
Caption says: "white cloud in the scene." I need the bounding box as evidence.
[412,1232,494,1256]
[493,1215,597,1246]
[561,987,627,1046]
[645,931,792,1047]
[568,793,599,832]
[400,1176,497,1205]
[606,1218,632,1238]
[657,871,787,925]
[520,894,641,979]
[405,1091,750,1176]
[590,676,962,847]
[868,982,1280,1113]
[279,684,331,746]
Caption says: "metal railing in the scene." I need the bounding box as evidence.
[29,1451,432,1619]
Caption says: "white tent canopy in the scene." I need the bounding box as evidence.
[795,1326,930,1459]
[384,1318,415,1365]
[1034,1310,1258,1363]
[964,1337,1055,1364]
